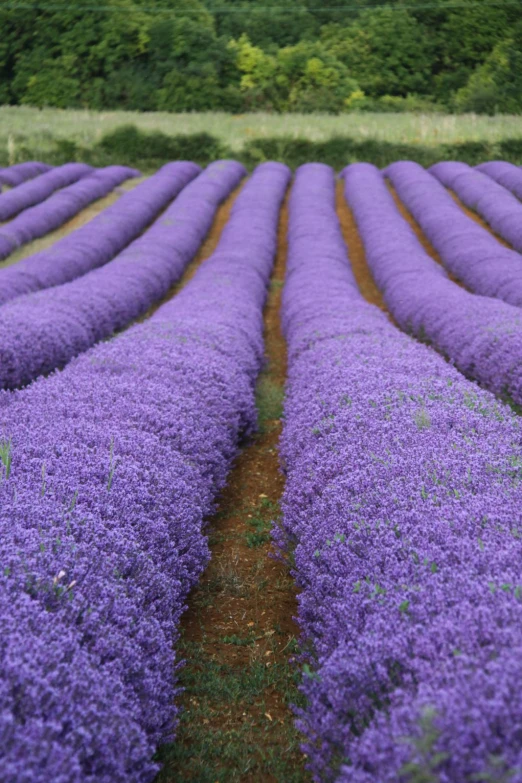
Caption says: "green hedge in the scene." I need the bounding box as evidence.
[3,124,522,171]
[239,136,511,169]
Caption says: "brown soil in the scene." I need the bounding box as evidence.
[448,188,512,249]
[335,180,387,310]
[157,192,309,782]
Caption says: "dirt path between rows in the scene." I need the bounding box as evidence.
[335,179,386,309]
[448,189,512,250]
[384,182,469,289]
[156,192,310,783]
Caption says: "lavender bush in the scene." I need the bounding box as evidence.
[0,161,52,187]
[0,160,245,389]
[0,161,290,781]
[476,160,522,201]
[430,161,522,253]
[279,162,522,782]
[0,164,140,261]
[343,162,522,407]
[0,162,196,305]
[385,160,522,306]
[0,162,94,221]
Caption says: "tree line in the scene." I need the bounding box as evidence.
[1,0,521,114]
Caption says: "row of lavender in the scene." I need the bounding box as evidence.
[0,161,245,388]
[341,162,522,408]
[0,162,197,305]
[0,164,141,260]
[430,160,522,252]
[386,161,522,306]
[0,162,290,781]
[0,161,51,187]
[0,162,94,221]
[278,163,522,782]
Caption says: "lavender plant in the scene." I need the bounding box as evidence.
[430,161,522,253]
[0,160,245,389]
[0,164,140,261]
[343,162,522,407]
[279,162,522,782]
[0,162,94,221]
[0,161,290,782]
[0,161,52,187]
[476,161,522,201]
[385,160,522,306]
[0,162,196,305]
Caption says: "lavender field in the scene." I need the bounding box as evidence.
[1,158,522,782]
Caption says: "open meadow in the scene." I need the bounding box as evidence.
[2,106,522,170]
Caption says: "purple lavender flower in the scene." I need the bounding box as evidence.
[280,162,522,783]
[0,162,94,221]
[343,162,522,407]
[0,164,140,261]
[0,161,290,782]
[0,161,52,188]
[0,163,195,305]
[476,160,522,201]
[430,161,522,253]
[0,160,245,389]
[385,160,522,306]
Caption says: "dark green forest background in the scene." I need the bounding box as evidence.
[1,0,522,115]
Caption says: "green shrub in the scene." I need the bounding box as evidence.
[242,136,436,170]
[454,28,522,115]
[97,125,227,165]
[351,94,444,114]
[4,125,522,174]
[500,138,522,160]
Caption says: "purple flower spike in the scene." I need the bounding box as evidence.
[0,162,94,221]
[280,162,522,783]
[0,161,52,188]
[0,164,140,262]
[343,162,522,407]
[429,160,522,253]
[476,161,522,202]
[0,161,289,782]
[0,162,196,305]
[0,160,245,389]
[385,160,522,306]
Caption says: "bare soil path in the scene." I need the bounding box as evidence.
[336,179,386,309]
[156,193,310,783]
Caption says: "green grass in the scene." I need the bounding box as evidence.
[255,375,285,434]
[2,107,522,170]
[155,638,309,783]
[245,497,279,549]
[2,106,522,156]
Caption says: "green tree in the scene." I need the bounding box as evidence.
[155,15,239,111]
[454,22,522,115]
[321,7,436,98]
[210,0,318,50]
[230,35,360,112]
[433,2,521,101]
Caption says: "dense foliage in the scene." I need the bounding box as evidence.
[0,161,290,781]
[279,163,522,780]
[1,0,521,113]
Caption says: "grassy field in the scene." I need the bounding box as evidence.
[2,106,522,162]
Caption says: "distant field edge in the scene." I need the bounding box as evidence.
[2,121,522,171]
